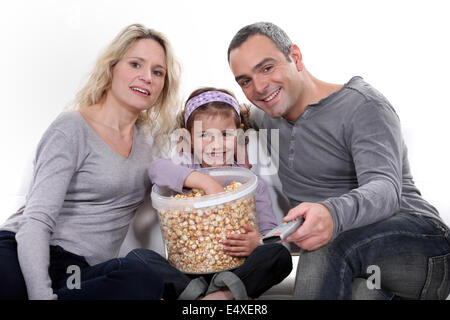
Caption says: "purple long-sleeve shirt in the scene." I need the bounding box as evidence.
[148,156,278,235]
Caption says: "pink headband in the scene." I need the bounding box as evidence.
[184,90,240,127]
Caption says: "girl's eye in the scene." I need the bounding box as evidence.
[224,131,235,137]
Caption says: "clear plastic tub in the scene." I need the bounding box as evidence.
[151,167,258,274]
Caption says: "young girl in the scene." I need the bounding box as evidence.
[128,87,292,300]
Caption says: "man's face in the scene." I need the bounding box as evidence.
[229,34,302,120]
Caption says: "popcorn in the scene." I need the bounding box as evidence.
[172,189,205,198]
[158,181,256,274]
[171,181,242,199]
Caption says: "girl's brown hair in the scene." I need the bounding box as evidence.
[178,87,253,132]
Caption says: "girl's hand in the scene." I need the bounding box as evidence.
[184,171,224,195]
[222,224,262,257]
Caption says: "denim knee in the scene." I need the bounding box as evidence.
[126,248,196,300]
[118,257,164,299]
[126,248,166,264]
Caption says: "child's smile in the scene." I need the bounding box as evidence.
[191,115,237,167]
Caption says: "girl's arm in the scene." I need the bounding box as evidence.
[184,171,224,194]
[253,178,278,235]
[148,157,223,194]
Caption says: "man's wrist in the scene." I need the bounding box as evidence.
[318,200,339,241]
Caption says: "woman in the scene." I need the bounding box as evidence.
[0,23,181,300]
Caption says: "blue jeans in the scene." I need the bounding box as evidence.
[294,212,450,299]
[0,231,163,300]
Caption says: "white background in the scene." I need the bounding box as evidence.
[1,0,449,225]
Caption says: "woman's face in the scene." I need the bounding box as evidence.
[110,38,167,112]
[191,113,238,168]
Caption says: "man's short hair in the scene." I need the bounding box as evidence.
[227,22,293,62]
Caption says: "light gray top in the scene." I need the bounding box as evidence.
[1,111,152,299]
[254,76,441,239]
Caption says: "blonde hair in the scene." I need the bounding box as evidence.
[72,23,181,155]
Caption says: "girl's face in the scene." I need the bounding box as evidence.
[191,113,238,167]
[109,38,167,113]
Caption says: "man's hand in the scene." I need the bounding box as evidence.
[222,224,261,257]
[283,202,334,251]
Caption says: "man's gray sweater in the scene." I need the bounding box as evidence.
[255,76,441,239]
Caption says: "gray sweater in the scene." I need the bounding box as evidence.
[1,111,152,299]
[255,76,441,239]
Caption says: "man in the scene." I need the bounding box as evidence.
[227,22,450,299]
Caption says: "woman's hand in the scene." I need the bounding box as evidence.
[184,171,224,195]
[222,224,262,257]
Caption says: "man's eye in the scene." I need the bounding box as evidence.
[240,79,250,87]
[263,65,273,72]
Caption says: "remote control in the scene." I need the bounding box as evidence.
[260,218,304,244]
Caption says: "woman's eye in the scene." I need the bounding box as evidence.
[130,62,140,68]
[153,70,165,77]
